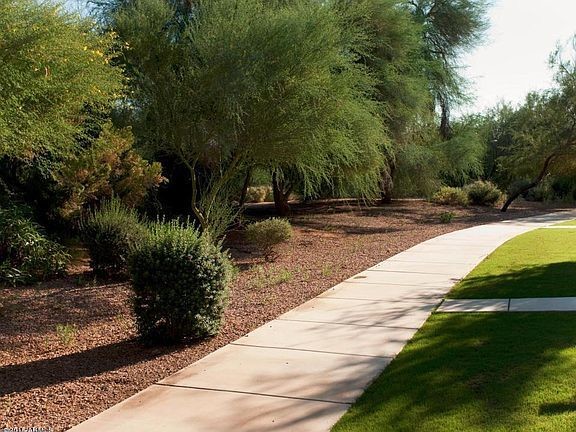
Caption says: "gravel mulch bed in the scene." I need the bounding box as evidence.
[0,199,570,431]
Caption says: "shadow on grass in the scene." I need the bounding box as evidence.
[539,402,576,416]
[0,339,178,396]
[451,262,576,299]
[334,313,576,432]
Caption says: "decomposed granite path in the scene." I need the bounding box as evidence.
[68,210,576,432]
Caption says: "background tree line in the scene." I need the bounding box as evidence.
[2,0,576,246]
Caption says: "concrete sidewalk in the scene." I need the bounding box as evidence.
[68,211,576,432]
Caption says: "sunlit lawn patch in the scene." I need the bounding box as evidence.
[333,313,576,432]
[448,228,576,298]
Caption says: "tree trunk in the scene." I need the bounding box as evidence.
[439,98,452,140]
[380,162,396,204]
[501,154,555,212]
[272,170,291,216]
[239,168,252,206]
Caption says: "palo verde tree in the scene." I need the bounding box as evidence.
[112,0,387,224]
[0,0,122,162]
[407,0,489,139]
[336,0,431,203]
[500,39,576,212]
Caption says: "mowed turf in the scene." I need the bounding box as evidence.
[555,220,576,226]
[447,228,576,298]
[332,313,576,432]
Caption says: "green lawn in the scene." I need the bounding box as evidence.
[555,220,576,226]
[333,313,576,432]
[447,228,576,298]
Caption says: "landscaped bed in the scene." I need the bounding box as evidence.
[333,313,576,432]
[448,227,576,298]
[0,200,563,431]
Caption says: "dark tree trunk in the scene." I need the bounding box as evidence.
[501,154,555,212]
[439,98,452,140]
[239,168,252,206]
[272,170,291,216]
[380,162,396,204]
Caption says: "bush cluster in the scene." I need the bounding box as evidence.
[245,186,274,203]
[0,206,70,285]
[129,221,233,343]
[431,187,469,206]
[465,181,502,206]
[245,218,293,259]
[81,199,147,276]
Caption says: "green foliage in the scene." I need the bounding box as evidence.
[522,181,549,202]
[81,198,147,276]
[245,186,273,203]
[439,211,456,224]
[55,323,77,346]
[432,186,469,206]
[199,193,238,241]
[56,123,165,220]
[393,117,486,197]
[129,220,233,343]
[249,265,293,290]
[111,0,386,227]
[0,0,123,161]
[496,39,576,210]
[0,206,70,285]
[392,123,443,197]
[245,218,293,259]
[407,0,489,137]
[465,180,502,206]
[339,0,430,140]
[437,120,486,185]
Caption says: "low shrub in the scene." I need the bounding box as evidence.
[465,181,502,206]
[55,323,77,346]
[129,220,233,343]
[245,186,274,203]
[0,206,70,285]
[245,186,267,203]
[431,187,469,206]
[439,211,456,224]
[245,218,293,259]
[248,265,293,289]
[81,198,147,276]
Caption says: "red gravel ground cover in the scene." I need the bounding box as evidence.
[0,200,568,431]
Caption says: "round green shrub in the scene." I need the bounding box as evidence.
[129,220,232,343]
[439,211,456,224]
[81,198,147,276]
[0,206,70,285]
[465,181,502,206]
[245,218,293,259]
[431,186,469,206]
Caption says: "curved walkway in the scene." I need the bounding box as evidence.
[69,210,576,432]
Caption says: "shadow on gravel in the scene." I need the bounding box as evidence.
[0,340,177,396]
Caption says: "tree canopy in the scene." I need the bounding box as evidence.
[112,0,387,225]
[407,0,489,138]
[0,0,122,161]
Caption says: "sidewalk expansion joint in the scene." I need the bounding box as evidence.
[276,317,420,330]
[342,280,453,288]
[321,296,444,304]
[229,342,394,359]
[153,383,353,406]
